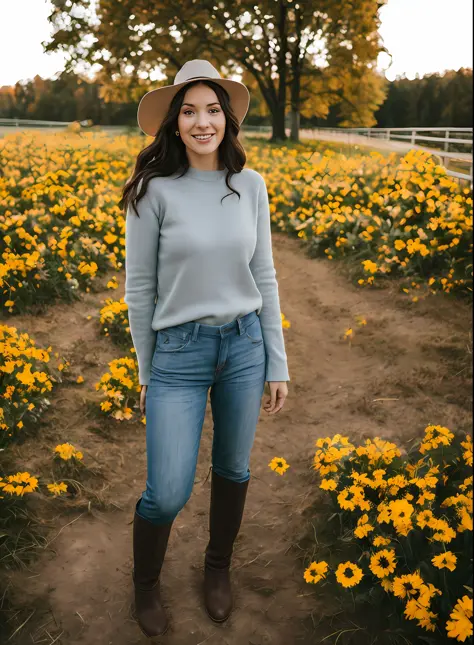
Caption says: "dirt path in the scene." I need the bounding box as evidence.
[4,233,472,645]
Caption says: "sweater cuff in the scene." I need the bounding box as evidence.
[265,356,290,382]
[136,330,157,386]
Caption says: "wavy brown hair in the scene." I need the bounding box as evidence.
[120,79,247,217]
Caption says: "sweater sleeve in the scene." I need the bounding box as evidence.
[249,174,290,382]
[124,184,161,386]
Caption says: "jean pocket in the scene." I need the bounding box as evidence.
[156,329,192,353]
[244,318,263,344]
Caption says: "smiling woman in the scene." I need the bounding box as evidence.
[120,59,290,639]
[177,88,227,168]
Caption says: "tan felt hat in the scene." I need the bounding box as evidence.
[137,59,250,137]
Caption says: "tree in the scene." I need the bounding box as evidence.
[44,0,387,141]
[374,68,473,128]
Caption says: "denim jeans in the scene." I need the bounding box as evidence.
[137,309,266,526]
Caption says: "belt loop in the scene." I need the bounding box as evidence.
[192,322,200,342]
[237,317,244,335]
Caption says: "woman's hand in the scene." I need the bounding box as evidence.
[263,381,288,415]
[140,385,147,415]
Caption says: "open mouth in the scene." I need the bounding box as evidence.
[192,134,215,142]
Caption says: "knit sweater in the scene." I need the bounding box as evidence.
[124,165,290,386]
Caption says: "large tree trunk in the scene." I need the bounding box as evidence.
[270,103,287,142]
[289,7,303,143]
[289,110,300,141]
[270,0,288,143]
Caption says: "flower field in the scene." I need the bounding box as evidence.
[0,128,472,643]
[1,130,472,442]
[270,426,473,642]
[306,426,472,642]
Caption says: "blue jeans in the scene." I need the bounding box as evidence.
[137,309,266,526]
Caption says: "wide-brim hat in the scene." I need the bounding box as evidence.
[137,59,250,137]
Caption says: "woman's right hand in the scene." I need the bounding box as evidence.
[140,385,147,415]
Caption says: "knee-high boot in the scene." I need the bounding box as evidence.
[204,470,250,622]
[132,499,173,637]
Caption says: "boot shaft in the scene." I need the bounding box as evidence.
[205,471,250,569]
[133,499,173,589]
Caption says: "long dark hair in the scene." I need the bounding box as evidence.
[120,79,247,217]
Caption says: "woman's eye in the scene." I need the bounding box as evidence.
[183,108,220,115]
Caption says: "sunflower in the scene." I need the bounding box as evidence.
[380,577,394,593]
[432,551,457,572]
[416,509,434,529]
[268,457,290,475]
[446,595,473,642]
[373,536,391,547]
[417,609,438,632]
[303,560,329,585]
[392,573,425,600]
[354,514,375,539]
[369,549,397,579]
[335,561,364,588]
[320,478,338,491]
[431,518,456,543]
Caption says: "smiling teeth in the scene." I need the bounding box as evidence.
[194,135,213,139]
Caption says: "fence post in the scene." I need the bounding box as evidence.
[444,130,450,152]
[411,130,416,145]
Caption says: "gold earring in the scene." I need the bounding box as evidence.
[175,130,180,136]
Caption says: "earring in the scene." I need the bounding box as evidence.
[175,130,180,136]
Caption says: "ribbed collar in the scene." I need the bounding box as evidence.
[184,166,227,182]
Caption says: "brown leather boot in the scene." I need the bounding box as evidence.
[204,470,249,622]
[131,499,173,638]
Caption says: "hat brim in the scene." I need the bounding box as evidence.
[137,78,250,137]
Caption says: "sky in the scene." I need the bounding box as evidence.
[0,0,472,87]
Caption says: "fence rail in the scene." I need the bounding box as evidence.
[244,125,473,182]
[0,118,76,127]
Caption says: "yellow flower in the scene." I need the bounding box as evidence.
[432,551,457,572]
[380,577,393,593]
[54,442,83,461]
[431,518,456,543]
[0,472,39,496]
[369,549,397,579]
[268,457,290,476]
[461,435,473,467]
[404,597,426,620]
[446,595,473,642]
[393,573,425,600]
[47,482,68,496]
[303,560,329,585]
[337,485,370,512]
[416,509,434,529]
[388,498,414,536]
[335,561,364,588]
[419,424,454,453]
[354,514,375,539]
[320,478,338,491]
[373,536,391,547]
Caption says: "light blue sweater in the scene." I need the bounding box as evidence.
[124,166,290,386]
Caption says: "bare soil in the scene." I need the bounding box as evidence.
[2,232,472,645]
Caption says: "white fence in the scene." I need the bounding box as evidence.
[321,126,472,182]
[244,125,473,183]
[0,118,76,127]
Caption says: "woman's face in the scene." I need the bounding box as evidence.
[177,83,226,163]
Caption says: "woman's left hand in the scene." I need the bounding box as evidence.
[263,381,288,415]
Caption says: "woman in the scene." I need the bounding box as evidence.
[121,59,290,639]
